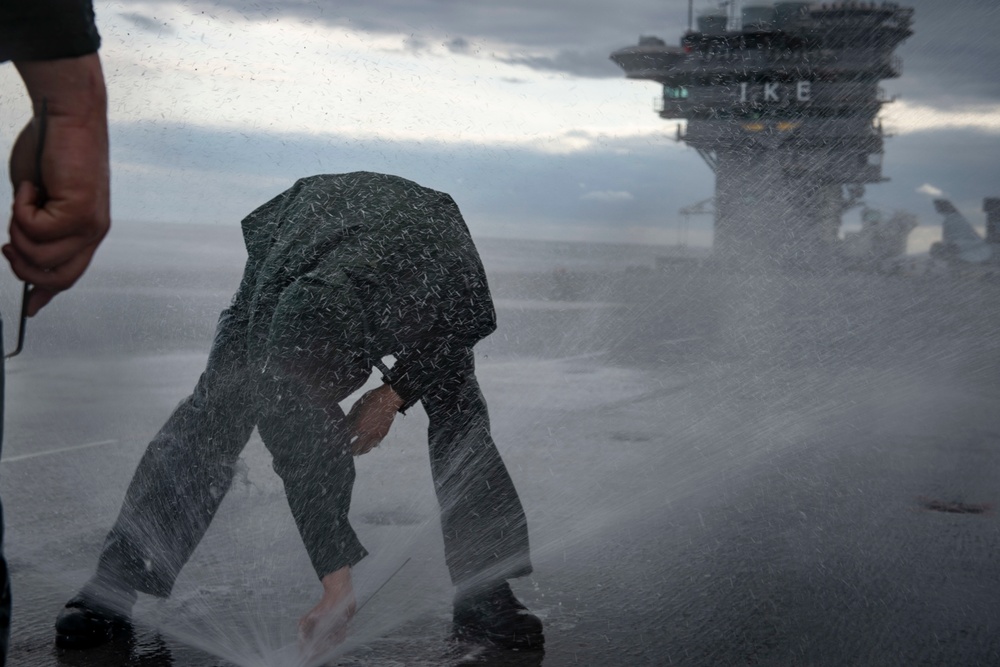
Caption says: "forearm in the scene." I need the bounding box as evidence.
[15,53,106,121]
[9,54,107,195]
[320,566,353,595]
[3,52,109,315]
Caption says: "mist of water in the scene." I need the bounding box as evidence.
[7,222,1000,666]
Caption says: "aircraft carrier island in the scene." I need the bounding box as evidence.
[612,2,914,267]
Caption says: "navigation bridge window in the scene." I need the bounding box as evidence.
[664,86,689,99]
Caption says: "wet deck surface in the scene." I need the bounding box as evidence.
[2,226,1000,666]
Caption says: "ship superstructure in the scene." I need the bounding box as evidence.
[612,2,914,266]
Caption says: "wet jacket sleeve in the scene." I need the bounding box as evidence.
[381,340,468,413]
[0,0,101,63]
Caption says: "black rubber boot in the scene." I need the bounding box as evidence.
[55,583,136,650]
[453,581,544,650]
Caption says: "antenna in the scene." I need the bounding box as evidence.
[727,0,742,31]
[688,0,694,31]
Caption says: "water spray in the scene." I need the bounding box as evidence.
[355,557,410,615]
[292,558,411,667]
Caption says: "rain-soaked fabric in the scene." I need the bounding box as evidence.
[96,306,370,591]
[92,173,529,595]
[424,349,532,588]
[0,0,101,63]
[241,172,497,410]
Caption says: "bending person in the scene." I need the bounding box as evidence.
[54,172,542,651]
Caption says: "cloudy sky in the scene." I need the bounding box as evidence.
[1,0,998,250]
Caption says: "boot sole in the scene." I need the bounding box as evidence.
[55,619,131,650]
[453,623,545,651]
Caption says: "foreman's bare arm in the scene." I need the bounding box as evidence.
[4,52,109,316]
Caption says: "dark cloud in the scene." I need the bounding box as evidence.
[105,120,997,240]
[113,0,686,74]
[447,37,471,54]
[119,11,174,34]
[499,49,623,78]
[402,35,429,54]
[892,0,1000,107]
[110,0,1000,107]
[94,0,1000,239]
[875,127,1000,218]
[106,119,710,231]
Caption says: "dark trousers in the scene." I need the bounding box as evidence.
[0,319,9,666]
[91,307,530,602]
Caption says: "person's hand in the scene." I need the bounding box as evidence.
[346,384,404,455]
[4,54,110,316]
[298,566,356,657]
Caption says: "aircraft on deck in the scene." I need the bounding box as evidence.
[930,199,997,265]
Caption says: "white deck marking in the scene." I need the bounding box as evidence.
[2,439,120,463]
